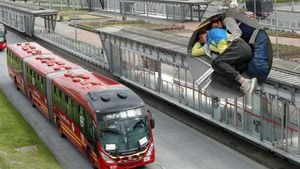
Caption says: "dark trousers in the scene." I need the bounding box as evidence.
[211,38,252,83]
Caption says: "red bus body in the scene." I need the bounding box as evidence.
[6,42,155,169]
[7,42,52,93]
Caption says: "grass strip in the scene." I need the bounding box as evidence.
[0,90,62,169]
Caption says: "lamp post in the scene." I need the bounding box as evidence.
[274,0,278,58]
[72,0,77,42]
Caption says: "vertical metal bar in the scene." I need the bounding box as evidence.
[280,100,284,148]
[298,108,300,152]
[226,99,229,124]
[270,97,274,145]
[193,79,195,108]
[128,50,131,79]
[243,97,246,130]
[185,68,187,104]
[166,4,169,20]
[158,52,162,93]
[259,94,263,140]
[146,2,149,17]
[178,65,180,102]
[198,5,201,21]
[285,103,288,150]
[173,4,175,20]
[235,98,237,127]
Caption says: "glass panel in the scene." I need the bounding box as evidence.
[287,104,298,152]
[161,62,176,98]
[261,97,273,143]
[251,94,261,138]
[272,101,284,148]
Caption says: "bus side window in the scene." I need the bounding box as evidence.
[79,107,85,131]
[58,89,63,109]
[52,86,57,105]
[67,97,74,119]
[74,105,80,128]
[41,77,46,95]
[85,112,94,140]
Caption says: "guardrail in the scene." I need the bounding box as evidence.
[258,17,300,32]
[34,29,109,70]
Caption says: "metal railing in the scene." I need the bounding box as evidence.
[34,29,109,70]
[258,17,300,32]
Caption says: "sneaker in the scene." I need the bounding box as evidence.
[240,78,257,95]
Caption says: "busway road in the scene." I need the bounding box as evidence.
[0,31,288,169]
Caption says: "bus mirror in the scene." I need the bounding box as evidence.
[150,118,155,129]
[147,110,155,129]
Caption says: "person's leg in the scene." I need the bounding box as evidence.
[212,39,252,82]
[212,39,256,94]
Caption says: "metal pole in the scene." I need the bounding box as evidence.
[114,0,117,20]
[254,0,256,19]
[72,0,77,42]
[49,0,52,9]
[275,0,279,57]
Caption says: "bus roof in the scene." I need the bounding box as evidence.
[25,54,82,76]
[8,42,52,59]
[53,70,122,96]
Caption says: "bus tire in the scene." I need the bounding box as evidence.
[86,148,97,169]
[57,119,65,138]
[29,93,36,108]
[14,77,20,91]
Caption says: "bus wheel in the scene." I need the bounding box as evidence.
[14,77,20,90]
[57,120,65,138]
[29,93,36,108]
[86,148,97,169]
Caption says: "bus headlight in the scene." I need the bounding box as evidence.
[100,152,115,164]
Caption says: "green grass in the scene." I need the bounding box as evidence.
[76,20,184,32]
[267,30,300,39]
[273,44,300,59]
[0,90,63,169]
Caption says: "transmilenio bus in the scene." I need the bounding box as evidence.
[7,42,155,169]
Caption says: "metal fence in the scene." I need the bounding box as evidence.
[258,17,300,32]
[34,29,109,70]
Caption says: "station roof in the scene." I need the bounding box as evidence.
[0,0,57,16]
[97,26,189,55]
[120,0,212,5]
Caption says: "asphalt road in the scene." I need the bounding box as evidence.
[0,31,272,169]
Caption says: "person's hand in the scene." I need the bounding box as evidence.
[227,41,232,46]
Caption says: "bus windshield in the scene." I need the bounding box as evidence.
[99,107,151,156]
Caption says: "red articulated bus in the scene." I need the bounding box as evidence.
[7,42,155,169]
